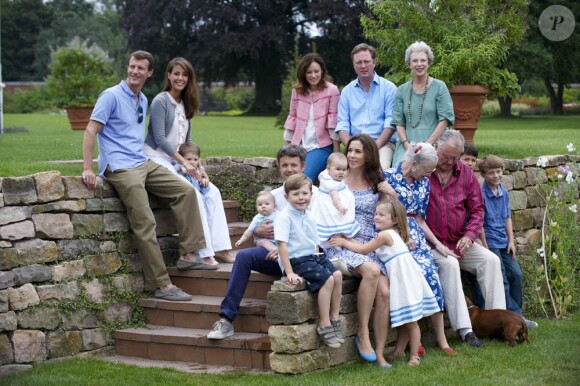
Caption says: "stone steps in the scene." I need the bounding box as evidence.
[114,200,278,371]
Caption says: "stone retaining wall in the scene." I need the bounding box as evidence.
[0,154,577,374]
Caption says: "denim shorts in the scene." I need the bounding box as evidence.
[290,254,338,292]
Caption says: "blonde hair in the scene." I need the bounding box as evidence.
[327,152,347,167]
[256,190,275,204]
[284,173,312,194]
[376,199,409,242]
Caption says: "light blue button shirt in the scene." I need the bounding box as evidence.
[336,73,398,142]
[482,182,511,249]
[274,206,319,260]
[90,81,149,177]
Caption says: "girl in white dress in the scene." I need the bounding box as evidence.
[312,153,360,250]
[331,199,439,366]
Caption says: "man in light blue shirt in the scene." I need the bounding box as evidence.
[336,43,398,169]
[82,50,211,302]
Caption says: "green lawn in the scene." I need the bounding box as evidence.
[0,113,579,177]
[2,313,579,385]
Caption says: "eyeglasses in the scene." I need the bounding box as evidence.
[137,105,143,124]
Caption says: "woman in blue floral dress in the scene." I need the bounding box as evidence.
[380,142,456,357]
[325,134,391,367]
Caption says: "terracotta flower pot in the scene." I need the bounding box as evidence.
[449,85,490,143]
[64,105,94,130]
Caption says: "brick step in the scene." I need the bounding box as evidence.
[223,200,241,224]
[141,295,268,333]
[226,222,253,250]
[167,263,279,299]
[114,326,271,370]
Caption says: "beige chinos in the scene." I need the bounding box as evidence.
[431,243,506,331]
[105,160,206,290]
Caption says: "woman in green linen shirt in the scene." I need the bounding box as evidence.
[391,41,454,166]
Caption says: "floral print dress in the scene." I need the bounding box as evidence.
[325,189,383,274]
[384,164,445,310]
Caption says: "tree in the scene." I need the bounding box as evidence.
[0,0,53,81]
[116,0,367,115]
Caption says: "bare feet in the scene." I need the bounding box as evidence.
[214,250,236,263]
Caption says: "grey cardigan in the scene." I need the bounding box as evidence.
[144,92,192,157]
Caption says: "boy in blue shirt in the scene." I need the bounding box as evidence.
[479,155,538,328]
[275,173,344,348]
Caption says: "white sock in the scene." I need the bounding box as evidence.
[459,328,473,340]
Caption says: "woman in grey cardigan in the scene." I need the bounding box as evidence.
[144,57,235,265]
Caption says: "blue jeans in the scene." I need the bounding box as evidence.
[219,247,282,321]
[490,248,523,314]
[304,145,333,182]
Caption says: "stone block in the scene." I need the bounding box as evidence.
[266,290,316,325]
[0,311,17,332]
[85,197,125,212]
[8,284,40,311]
[81,278,107,303]
[36,282,80,304]
[525,168,548,186]
[0,239,58,270]
[503,159,524,172]
[17,307,61,330]
[52,259,86,282]
[0,271,15,290]
[0,333,14,364]
[512,209,534,232]
[328,336,358,366]
[269,324,319,354]
[0,291,7,312]
[0,241,12,248]
[0,206,32,226]
[339,293,357,314]
[508,190,528,210]
[118,234,137,253]
[32,200,86,214]
[103,212,130,233]
[525,186,546,208]
[85,252,122,277]
[269,347,330,374]
[229,163,256,180]
[532,207,545,228]
[0,220,35,240]
[244,157,276,169]
[271,278,307,292]
[152,210,177,236]
[62,309,98,329]
[12,264,52,285]
[122,253,143,273]
[57,239,101,261]
[342,312,359,338]
[46,331,82,359]
[34,172,65,203]
[255,167,283,184]
[81,328,110,351]
[0,193,3,207]
[2,177,38,205]
[0,364,33,376]
[342,278,359,294]
[524,229,542,247]
[502,174,514,191]
[70,214,104,237]
[99,240,117,252]
[103,302,132,323]
[512,171,527,189]
[12,330,46,363]
[110,274,144,293]
[63,177,95,199]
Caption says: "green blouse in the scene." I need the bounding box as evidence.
[391,78,454,166]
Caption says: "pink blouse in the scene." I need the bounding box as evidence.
[283,83,340,148]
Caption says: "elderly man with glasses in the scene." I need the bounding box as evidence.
[81,50,208,302]
[426,129,506,347]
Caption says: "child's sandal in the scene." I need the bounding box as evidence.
[408,355,421,366]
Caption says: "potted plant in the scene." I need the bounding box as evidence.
[361,0,527,142]
[46,37,117,130]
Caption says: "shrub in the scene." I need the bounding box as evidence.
[3,86,59,113]
[46,37,117,107]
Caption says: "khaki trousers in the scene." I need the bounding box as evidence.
[379,142,396,170]
[105,160,206,290]
[431,243,506,331]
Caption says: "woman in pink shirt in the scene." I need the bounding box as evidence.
[283,53,340,181]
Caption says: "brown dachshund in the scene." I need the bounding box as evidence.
[465,296,529,346]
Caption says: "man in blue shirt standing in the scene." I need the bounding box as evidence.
[82,50,211,302]
[336,43,398,169]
